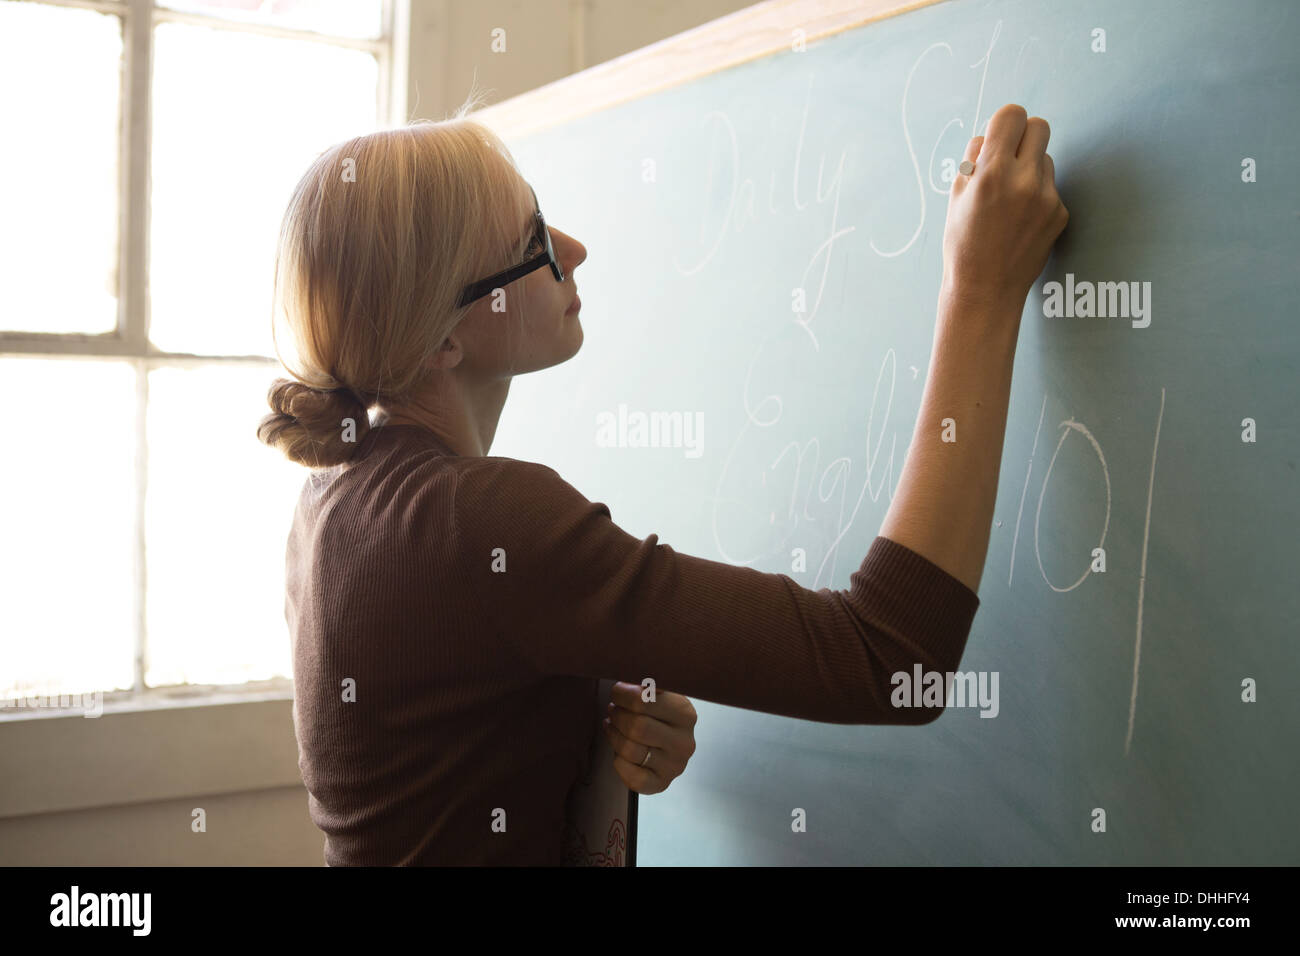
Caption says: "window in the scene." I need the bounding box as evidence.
[0,0,400,711]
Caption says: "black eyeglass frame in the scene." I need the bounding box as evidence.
[457,185,564,308]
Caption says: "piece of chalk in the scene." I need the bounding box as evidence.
[959,160,975,175]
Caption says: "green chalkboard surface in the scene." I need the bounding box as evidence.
[490,0,1299,864]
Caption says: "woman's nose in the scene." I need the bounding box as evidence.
[551,227,587,272]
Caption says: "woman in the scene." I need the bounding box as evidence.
[259,100,1067,866]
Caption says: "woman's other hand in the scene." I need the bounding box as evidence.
[603,681,697,795]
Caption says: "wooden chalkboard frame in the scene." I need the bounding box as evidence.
[471,0,949,137]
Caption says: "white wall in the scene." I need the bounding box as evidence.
[406,0,756,121]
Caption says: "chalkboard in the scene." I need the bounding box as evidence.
[488,0,1300,864]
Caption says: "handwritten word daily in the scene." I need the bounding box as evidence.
[671,74,854,352]
[1042,274,1153,328]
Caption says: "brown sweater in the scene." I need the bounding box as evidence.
[284,421,981,865]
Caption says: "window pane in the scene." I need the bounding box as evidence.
[0,2,121,335]
[149,23,379,356]
[145,364,306,687]
[0,359,135,703]
[157,0,383,40]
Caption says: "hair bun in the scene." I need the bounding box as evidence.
[257,378,372,468]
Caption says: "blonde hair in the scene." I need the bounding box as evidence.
[257,98,532,468]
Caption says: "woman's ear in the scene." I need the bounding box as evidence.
[427,333,464,371]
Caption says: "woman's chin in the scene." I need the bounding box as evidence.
[565,319,584,356]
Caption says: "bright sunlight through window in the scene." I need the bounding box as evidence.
[0,0,389,705]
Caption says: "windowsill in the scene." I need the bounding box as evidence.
[0,678,304,819]
[0,676,295,723]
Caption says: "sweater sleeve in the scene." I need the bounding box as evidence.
[454,457,981,724]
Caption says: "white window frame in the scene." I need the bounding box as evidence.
[0,0,407,775]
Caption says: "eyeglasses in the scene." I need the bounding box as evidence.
[457,184,564,308]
